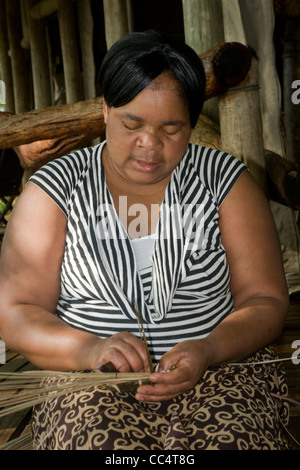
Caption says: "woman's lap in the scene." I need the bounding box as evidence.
[31,347,290,450]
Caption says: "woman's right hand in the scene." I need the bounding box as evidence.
[91,331,151,373]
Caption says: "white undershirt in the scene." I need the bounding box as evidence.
[131,233,156,271]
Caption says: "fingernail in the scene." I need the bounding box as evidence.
[99,362,117,373]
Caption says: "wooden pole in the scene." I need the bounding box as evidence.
[219,55,267,192]
[25,0,52,109]
[102,0,130,50]
[77,0,96,100]
[126,0,134,33]
[57,0,83,104]
[0,0,15,112]
[182,0,224,124]
[5,0,31,114]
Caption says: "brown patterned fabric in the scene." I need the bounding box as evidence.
[31,346,290,450]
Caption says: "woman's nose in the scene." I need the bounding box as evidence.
[137,130,162,151]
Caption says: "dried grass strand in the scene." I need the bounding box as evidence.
[0,355,296,418]
[0,369,151,418]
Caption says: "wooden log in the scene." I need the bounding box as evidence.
[0,97,105,159]
[190,114,221,150]
[0,42,252,151]
[202,42,252,100]
[265,150,300,210]
[14,134,101,171]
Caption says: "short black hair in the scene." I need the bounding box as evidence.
[98,30,206,128]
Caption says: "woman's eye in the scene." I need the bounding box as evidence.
[124,122,140,131]
[163,127,179,135]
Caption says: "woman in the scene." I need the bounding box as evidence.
[0,31,290,450]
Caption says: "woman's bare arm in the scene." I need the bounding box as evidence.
[204,170,289,365]
[0,183,149,372]
[137,171,290,401]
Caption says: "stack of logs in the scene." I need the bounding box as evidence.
[0,41,299,211]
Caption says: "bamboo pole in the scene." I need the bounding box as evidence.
[5,0,31,114]
[57,0,83,104]
[77,0,96,100]
[219,55,267,192]
[182,0,224,124]
[25,0,52,109]
[126,0,134,33]
[0,0,14,113]
[102,0,131,50]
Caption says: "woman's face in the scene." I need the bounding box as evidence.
[102,74,192,187]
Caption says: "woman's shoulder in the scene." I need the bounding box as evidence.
[186,143,248,206]
[41,142,102,174]
[187,143,244,170]
[28,143,104,215]
[30,143,104,187]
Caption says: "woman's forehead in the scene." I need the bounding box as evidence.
[115,85,190,123]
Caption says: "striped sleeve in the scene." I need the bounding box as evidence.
[193,146,248,208]
[29,148,92,216]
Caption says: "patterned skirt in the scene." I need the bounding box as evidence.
[30,346,290,450]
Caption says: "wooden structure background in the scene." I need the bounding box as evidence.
[0,0,299,205]
[0,0,299,450]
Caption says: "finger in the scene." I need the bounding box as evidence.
[116,335,150,372]
[149,366,187,387]
[136,379,190,402]
[100,334,150,372]
[98,351,131,373]
[135,387,183,402]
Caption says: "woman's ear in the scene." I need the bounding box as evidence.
[103,98,109,124]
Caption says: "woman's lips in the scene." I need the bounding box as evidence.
[131,158,161,173]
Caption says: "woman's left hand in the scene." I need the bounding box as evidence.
[135,339,212,401]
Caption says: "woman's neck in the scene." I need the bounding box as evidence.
[102,154,169,238]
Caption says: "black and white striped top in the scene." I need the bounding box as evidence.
[30,142,247,361]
